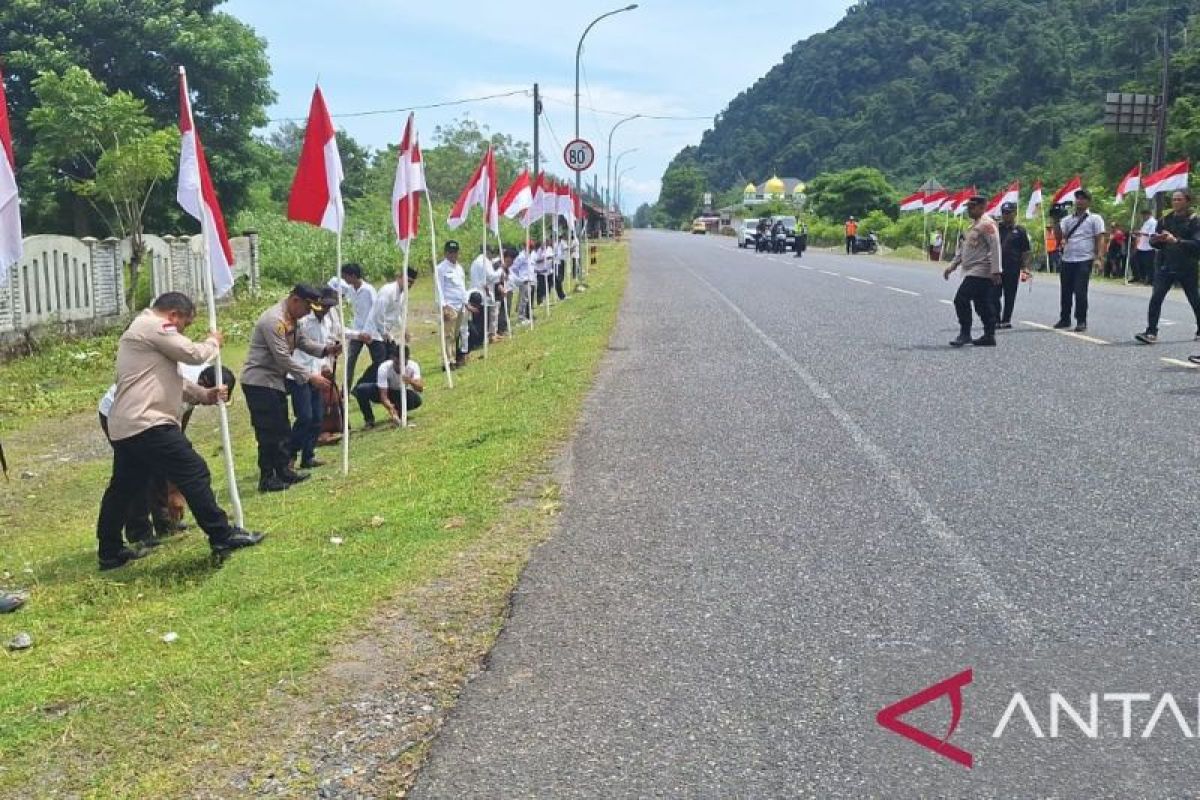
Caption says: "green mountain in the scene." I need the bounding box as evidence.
[661,0,1198,218]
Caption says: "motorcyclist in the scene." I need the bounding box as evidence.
[756,218,769,252]
[794,219,809,258]
[771,219,787,252]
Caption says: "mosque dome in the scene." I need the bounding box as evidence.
[744,183,758,194]
[765,175,786,194]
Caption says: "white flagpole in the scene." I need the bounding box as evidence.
[399,245,412,429]
[335,231,350,474]
[428,188,453,388]
[940,212,952,262]
[196,208,244,529]
[541,215,551,317]
[1040,201,1052,273]
[482,221,489,361]
[1125,191,1140,282]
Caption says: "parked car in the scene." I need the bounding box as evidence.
[691,220,708,234]
[738,219,760,248]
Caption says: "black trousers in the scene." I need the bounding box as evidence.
[1059,260,1092,324]
[346,338,386,390]
[96,424,232,558]
[1146,266,1200,335]
[535,273,553,305]
[954,276,996,334]
[990,270,1021,323]
[353,384,423,424]
[1135,250,1157,283]
[845,236,855,255]
[243,384,292,479]
[554,261,567,299]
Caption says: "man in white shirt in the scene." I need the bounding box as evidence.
[533,239,554,306]
[553,235,568,300]
[328,262,381,388]
[365,267,418,346]
[511,245,534,324]
[353,344,424,428]
[287,291,337,470]
[1052,189,1106,333]
[496,247,517,336]
[469,246,503,342]
[436,240,469,368]
[1134,207,1157,285]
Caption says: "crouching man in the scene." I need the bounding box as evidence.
[354,344,424,429]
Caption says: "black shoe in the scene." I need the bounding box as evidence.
[950,333,972,348]
[258,475,290,493]
[127,536,164,549]
[1135,332,1158,344]
[1074,324,1087,333]
[0,594,25,614]
[1189,355,1200,366]
[279,468,310,485]
[1053,319,1071,329]
[972,334,997,346]
[98,546,150,571]
[300,459,325,469]
[211,528,266,555]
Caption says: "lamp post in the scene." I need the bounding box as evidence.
[613,146,637,195]
[606,114,642,210]
[616,166,636,215]
[576,4,638,273]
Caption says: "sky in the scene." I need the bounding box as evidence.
[222,0,857,212]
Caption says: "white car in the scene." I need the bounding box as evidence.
[738,219,760,248]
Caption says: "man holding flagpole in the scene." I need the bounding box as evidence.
[1138,189,1200,345]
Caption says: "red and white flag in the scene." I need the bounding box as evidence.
[899,191,925,213]
[391,113,426,250]
[447,146,499,234]
[524,174,550,226]
[573,189,584,225]
[951,187,977,217]
[176,67,235,298]
[556,181,575,225]
[287,86,344,233]
[0,64,22,279]
[1143,160,1190,199]
[1115,164,1141,203]
[924,190,949,214]
[985,181,1020,218]
[499,170,532,219]
[1025,180,1043,220]
[1051,175,1083,207]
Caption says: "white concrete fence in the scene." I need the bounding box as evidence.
[0,232,259,338]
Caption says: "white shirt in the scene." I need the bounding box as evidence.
[511,251,533,284]
[554,240,565,262]
[375,359,421,391]
[469,255,502,300]
[1059,211,1105,262]
[289,313,331,380]
[436,259,468,309]
[366,280,408,342]
[328,277,378,338]
[534,246,554,275]
[1138,217,1157,252]
[100,363,207,417]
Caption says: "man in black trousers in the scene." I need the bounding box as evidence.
[991,202,1032,329]
[944,195,1002,347]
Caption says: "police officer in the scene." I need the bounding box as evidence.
[944,195,1002,347]
[241,285,341,492]
[991,202,1032,328]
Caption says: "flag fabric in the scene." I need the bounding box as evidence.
[951,187,977,217]
[924,190,949,213]
[521,174,545,229]
[985,181,1020,218]
[499,170,532,219]
[899,191,925,213]
[287,86,344,233]
[556,181,575,225]
[447,146,499,234]
[391,113,426,250]
[1026,180,1044,220]
[1143,160,1190,199]
[1051,175,1083,207]
[573,189,584,225]
[176,67,235,298]
[1115,164,1141,203]
[0,64,22,281]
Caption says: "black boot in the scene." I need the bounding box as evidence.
[972,332,997,346]
[211,528,266,555]
[950,328,972,347]
[258,471,289,492]
[278,467,310,485]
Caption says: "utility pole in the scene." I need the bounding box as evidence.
[1152,17,1171,214]
[532,83,541,190]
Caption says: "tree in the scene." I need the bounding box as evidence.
[807,167,897,220]
[417,117,531,203]
[633,203,655,228]
[261,122,373,206]
[657,160,706,228]
[28,67,179,307]
[0,0,273,231]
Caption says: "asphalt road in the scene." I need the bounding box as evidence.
[412,231,1200,799]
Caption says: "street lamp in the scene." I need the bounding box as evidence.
[606,114,641,210]
[616,165,636,214]
[576,4,638,274]
[613,147,638,201]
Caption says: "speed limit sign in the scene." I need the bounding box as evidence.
[564,139,595,172]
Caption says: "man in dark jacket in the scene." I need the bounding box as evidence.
[991,202,1032,328]
[1134,190,1200,346]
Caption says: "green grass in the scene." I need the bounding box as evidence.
[0,242,629,797]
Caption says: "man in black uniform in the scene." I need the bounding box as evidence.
[1133,189,1200,346]
[991,202,1032,329]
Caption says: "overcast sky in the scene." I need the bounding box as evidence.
[223,0,857,211]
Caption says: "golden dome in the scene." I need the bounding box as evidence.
[765,175,786,194]
[743,183,758,194]
[793,182,806,194]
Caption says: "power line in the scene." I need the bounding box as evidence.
[540,94,713,121]
[266,89,531,124]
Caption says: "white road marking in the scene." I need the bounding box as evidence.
[686,265,1035,643]
[797,265,814,271]
[938,299,954,306]
[886,287,920,296]
[1161,318,1177,327]
[846,276,873,285]
[1161,357,1199,369]
[1019,321,1109,345]
[818,269,840,276]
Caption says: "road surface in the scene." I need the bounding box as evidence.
[413,231,1200,798]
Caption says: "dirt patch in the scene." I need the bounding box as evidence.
[186,459,571,799]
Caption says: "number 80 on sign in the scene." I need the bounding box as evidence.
[564,139,595,172]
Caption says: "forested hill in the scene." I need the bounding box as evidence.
[667,0,1196,198]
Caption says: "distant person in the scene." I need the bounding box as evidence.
[756,218,769,252]
[1043,225,1061,273]
[435,240,469,368]
[465,290,487,352]
[328,262,380,388]
[496,247,516,335]
[367,267,419,346]
[845,216,859,255]
[553,233,568,300]
[354,344,424,428]
[991,202,1031,329]
[1105,223,1127,278]
[943,195,1002,347]
[287,290,338,471]
[928,230,943,262]
[1052,189,1105,333]
[1136,190,1200,346]
[1134,207,1157,284]
[511,243,534,325]
[794,219,808,258]
[96,292,263,569]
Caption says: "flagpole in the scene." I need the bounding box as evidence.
[541,214,551,318]
[399,237,412,429]
[428,188,453,388]
[1040,202,1052,274]
[1125,191,1140,283]
[940,212,952,262]
[334,230,351,474]
[482,219,489,361]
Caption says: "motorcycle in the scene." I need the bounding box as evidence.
[755,229,771,253]
[772,229,789,253]
[850,232,879,255]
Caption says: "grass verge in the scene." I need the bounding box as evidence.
[0,242,629,797]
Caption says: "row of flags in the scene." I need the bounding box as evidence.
[899,162,1192,223]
